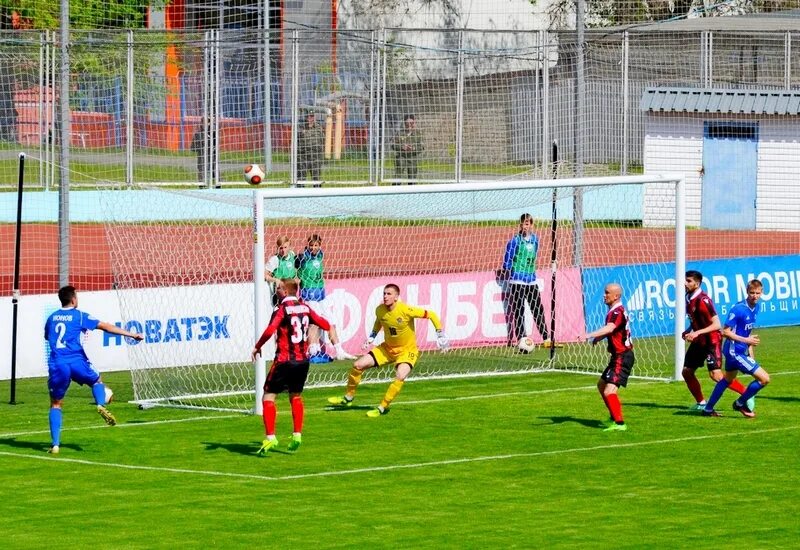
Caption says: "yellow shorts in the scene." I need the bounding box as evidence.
[371,343,419,368]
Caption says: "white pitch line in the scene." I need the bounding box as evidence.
[0,384,605,439]
[0,413,244,439]
[1,425,797,482]
[3,369,799,440]
[399,383,606,405]
[0,450,279,480]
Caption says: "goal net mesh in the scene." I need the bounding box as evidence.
[103,177,681,412]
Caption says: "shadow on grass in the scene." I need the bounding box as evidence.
[0,437,83,453]
[202,440,294,456]
[323,404,374,412]
[626,401,691,412]
[755,395,800,403]
[537,416,607,429]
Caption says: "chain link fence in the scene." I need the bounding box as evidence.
[0,28,798,187]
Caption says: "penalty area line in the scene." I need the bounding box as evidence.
[3,368,798,440]
[276,425,800,480]
[0,425,797,483]
[0,450,280,481]
[1,388,591,439]
[0,384,611,440]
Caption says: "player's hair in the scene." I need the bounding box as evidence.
[307,233,322,246]
[58,285,76,306]
[275,236,290,247]
[404,113,415,121]
[519,213,533,224]
[747,279,763,291]
[685,270,703,283]
[384,283,401,294]
[281,278,298,295]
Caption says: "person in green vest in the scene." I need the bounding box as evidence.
[499,213,552,350]
[391,113,424,184]
[265,236,297,307]
[297,111,325,187]
[295,233,355,362]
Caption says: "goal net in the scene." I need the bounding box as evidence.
[104,175,685,413]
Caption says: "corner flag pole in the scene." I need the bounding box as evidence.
[10,152,25,405]
[549,141,558,360]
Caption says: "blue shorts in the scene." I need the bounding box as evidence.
[724,352,760,375]
[48,359,101,400]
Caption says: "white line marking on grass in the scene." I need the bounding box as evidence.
[0,450,279,480]
[0,414,243,439]
[1,425,797,482]
[400,384,603,406]
[3,369,798,440]
[0,385,609,439]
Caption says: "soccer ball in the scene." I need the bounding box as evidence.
[104,386,114,404]
[518,337,536,354]
[244,163,265,185]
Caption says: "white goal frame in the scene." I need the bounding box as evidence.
[251,175,686,414]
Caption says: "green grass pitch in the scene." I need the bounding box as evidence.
[1,326,798,548]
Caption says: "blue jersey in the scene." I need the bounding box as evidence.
[44,307,100,365]
[503,233,539,284]
[722,300,757,356]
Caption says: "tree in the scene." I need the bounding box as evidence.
[537,0,800,28]
[0,0,156,30]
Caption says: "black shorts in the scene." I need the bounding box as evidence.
[601,350,635,388]
[264,361,310,394]
[684,340,722,371]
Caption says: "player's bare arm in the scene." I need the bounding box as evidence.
[97,321,143,341]
[583,322,615,345]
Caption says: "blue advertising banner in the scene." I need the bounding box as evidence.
[583,254,800,338]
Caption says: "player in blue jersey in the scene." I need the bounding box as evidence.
[702,279,770,418]
[499,213,552,350]
[44,286,143,454]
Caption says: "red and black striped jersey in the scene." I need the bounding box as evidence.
[686,290,721,345]
[604,303,633,355]
[254,297,331,362]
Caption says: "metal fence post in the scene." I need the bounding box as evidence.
[455,30,465,183]
[126,30,134,188]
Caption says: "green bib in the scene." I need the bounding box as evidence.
[273,252,296,279]
[511,237,537,275]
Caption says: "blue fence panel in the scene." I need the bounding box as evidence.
[583,255,800,339]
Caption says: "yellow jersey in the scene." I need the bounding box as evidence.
[372,300,442,355]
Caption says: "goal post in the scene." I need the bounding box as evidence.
[110,175,685,414]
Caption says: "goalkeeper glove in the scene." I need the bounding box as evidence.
[436,330,449,351]
[361,336,375,351]
[334,343,356,360]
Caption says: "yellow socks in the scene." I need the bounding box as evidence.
[380,379,405,410]
[345,367,363,397]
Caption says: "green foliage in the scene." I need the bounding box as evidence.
[0,326,798,546]
[2,0,168,30]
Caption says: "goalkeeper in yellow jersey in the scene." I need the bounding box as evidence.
[328,283,449,417]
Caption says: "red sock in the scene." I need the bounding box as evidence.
[728,379,746,394]
[600,392,610,412]
[685,374,705,403]
[290,395,304,433]
[606,393,623,423]
[263,400,276,436]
